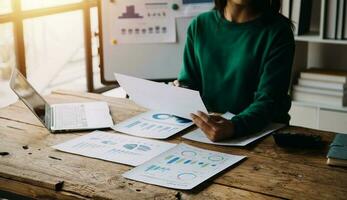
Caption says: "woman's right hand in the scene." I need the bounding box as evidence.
[172,80,189,88]
[173,80,180,87]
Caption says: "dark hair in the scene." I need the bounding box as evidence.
[214,0,282,16]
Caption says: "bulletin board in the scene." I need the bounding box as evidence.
[99,0,213,84]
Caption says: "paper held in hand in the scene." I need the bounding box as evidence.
[114,73,208,120]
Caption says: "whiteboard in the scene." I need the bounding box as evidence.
[100,1,196,84]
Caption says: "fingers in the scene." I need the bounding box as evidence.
[191,112,235,142]
[191,113,221,142]
[196,111,218,127]
[173,80,180,87]
[209,115,226,123]
[190,113,215,136]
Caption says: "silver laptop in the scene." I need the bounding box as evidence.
[10,68,114,133]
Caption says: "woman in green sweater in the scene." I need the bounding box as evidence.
[175,0,295,141]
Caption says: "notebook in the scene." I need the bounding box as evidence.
[327,134,347,167]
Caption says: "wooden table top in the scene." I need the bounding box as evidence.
[0,90,346,200]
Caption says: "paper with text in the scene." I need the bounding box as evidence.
[52,131,176,166]
[113,110,193,139]
[123,143,245,190]
[114,73,208,119]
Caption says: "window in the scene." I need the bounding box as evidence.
[0,0,99,94]
[24,11,86,93]
[21,0,82,11]
[0,0,12,14]
[0,22,16,80]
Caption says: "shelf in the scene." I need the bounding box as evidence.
[292,101,347,112]
[295,35,347,45]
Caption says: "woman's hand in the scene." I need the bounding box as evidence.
[171,80,189,88]
[190,111,235,142]
[173,80,180,87]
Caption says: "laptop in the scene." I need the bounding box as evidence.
[9,68,114,133]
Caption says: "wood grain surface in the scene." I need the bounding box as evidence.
[0,90,346,200]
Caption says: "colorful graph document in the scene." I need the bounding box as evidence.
[52,131,176,166]
[123,143,245,190]
[105,0,176,44]
[114,73,208,120]
[113,111,193,139]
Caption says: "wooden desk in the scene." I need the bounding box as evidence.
[0,91,346,200]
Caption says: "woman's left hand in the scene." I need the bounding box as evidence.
[190,111,235,142]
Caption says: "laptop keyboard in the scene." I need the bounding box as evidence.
[54,104,88,129]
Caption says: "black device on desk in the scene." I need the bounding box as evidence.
[273,131,324,148]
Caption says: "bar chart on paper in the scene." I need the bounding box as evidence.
[113,111,193,139]
[123,143,245,190]
[52,131,176,166]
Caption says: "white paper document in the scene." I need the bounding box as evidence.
[52,131,176,166]
[123,143,245,190]
[114,73,208,119]
[113,110,193,139]
[183,123,285,146]
[105,0,176,44]
[182,111,285,146]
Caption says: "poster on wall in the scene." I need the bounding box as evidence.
[107,0,177,44]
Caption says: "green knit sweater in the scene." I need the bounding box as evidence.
[178,10,295,137]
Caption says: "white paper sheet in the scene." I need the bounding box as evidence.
[113,110,193,139]
[182,112,285,146]
[52,131,176,166]
[106,0,176,44]
[123,143,245,190]
[114,73,208,119]
[183,123,285,146]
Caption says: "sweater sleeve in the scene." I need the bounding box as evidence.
[230,24,295,137]
[177,19,202,90]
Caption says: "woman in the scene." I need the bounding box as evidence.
[175,0,295,141]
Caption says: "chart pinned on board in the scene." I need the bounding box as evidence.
[107,0,176,44]
[52,131,176,166]
[118,5,144,19]
[112,110,193,139]
[123,143,246,190]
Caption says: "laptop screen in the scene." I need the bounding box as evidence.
[9,68,48,127]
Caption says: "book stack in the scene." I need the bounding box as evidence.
[292,68,347,107]
[324,0,347,40]
[327,133,347,167]
[280,0,313,35]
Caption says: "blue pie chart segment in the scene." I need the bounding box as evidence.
[152,114,172,120]
[175,116,192,124]
[208,155,224,162]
